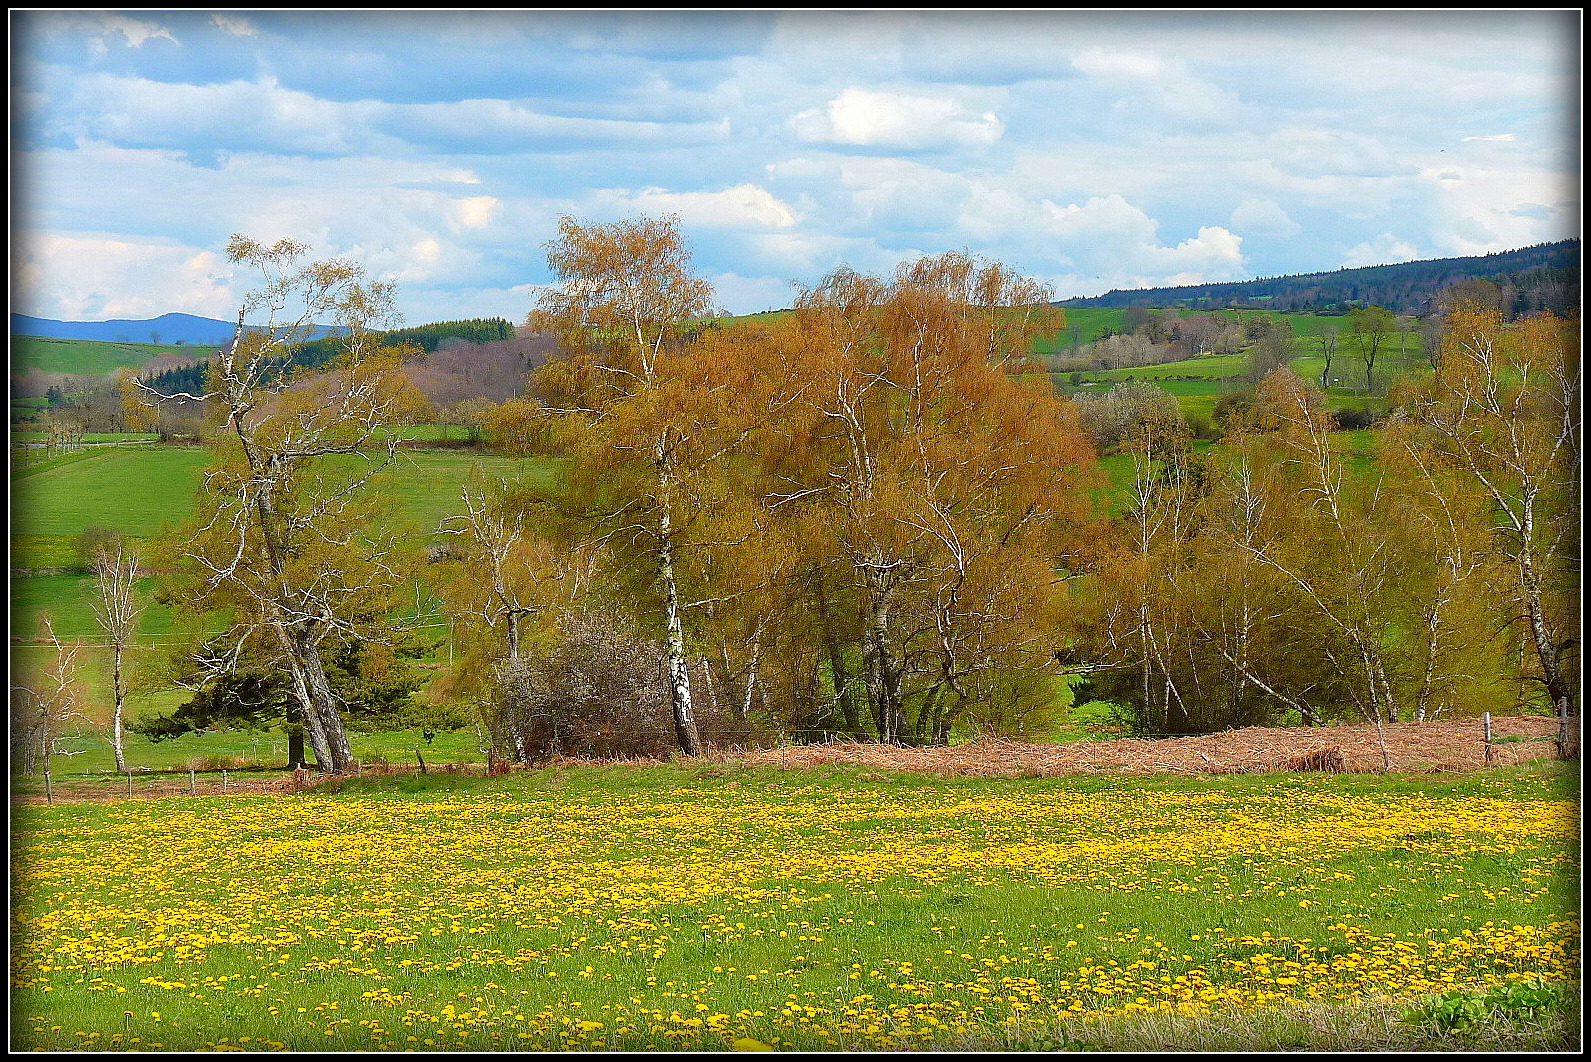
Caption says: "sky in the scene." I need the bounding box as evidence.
[9,9,1581,326]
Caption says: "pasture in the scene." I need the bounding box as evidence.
[11,335,220,379]
[10,762,1579,1051]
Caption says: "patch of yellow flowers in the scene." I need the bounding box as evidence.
[11,778,1579,1050]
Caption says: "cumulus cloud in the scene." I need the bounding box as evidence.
[1340,234,1422,268]
[448,196,501,231]
[13,233,235,320]
[956,191,1248,295]
[789,87,1003,149]
[1416,162,1577,255]
[1229,198,1301,237]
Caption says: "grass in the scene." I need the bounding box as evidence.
[9,761,1579,1052]
[10,723,487,784]
[10,446,212,541]
[10,444,565,646]
[11,335,220,377]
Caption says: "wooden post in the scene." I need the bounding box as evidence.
[127,771,134,798]
[190,769,197,795]
[221,769,227,792]
[1483,712,1495,765]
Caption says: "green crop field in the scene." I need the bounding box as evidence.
[10,762,1579,1052]
[11,335,220,378]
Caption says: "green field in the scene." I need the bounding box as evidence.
[10,762,1579,1052]
[10,444,568,726]
[10,444,562,567]
[11,335,220,378]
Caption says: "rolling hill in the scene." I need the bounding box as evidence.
[1057,239,1580,315]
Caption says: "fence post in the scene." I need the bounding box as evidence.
[190,769,197,795]
[45,769,53,805]
[221,769,227,792]
[127,771,134,798]
[1483,712,1494,765]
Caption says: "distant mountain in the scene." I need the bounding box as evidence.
[11,312,349,346]
[12,312,238,345]
[1056,239,1581,316]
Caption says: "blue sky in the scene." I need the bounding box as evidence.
[10,10,1580,326]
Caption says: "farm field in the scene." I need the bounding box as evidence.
[10,761,1579,1051]
[10,445,565,644]
[11,335,220,378]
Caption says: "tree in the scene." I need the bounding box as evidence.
[1075,380,1187,456]
[1314,323,1340,390]
[156,234,427,773]
[1245,318,1294,385]
[91,539,144,772]
[524,214,726,756]
[1395,305,1580,718]
[1347,305,1396,392]
[748,253,1096,744]
[11,618,87,778]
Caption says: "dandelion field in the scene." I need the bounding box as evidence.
[10,763,1581,1051]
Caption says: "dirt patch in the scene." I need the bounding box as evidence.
[13,716,1573,805]
[729,716,1571,777]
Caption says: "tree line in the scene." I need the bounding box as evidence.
[12,220,1580,773]
[1060,239,1579,317]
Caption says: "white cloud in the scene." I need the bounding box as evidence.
[1416,162,1578,255]
[210,14,259,38]
[790,87,1003,149]
[711,272,799,315]
[13,233,235,320]
[1071,47,1167,81]
[1229,198,1301,238]
[1462,133,1516,142]
[607,184,798,230]
[1071,45,1245,126]
[957,191,1248,294]
[44,13,178,56]
[448,196,501,231]
[1265,127,1412,180]
[1340,234,1422,268]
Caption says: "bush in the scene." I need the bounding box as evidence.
[490,609,679,762]
[487,608,759,762]
[1331,406,1377,431]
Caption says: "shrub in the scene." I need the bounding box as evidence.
[1331,406,1377,431]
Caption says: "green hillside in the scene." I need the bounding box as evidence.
[12,335,219,378]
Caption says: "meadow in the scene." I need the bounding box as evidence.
[11,335,220,378]
[10,762,1579,1051]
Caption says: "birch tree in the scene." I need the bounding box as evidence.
[91,540,144,772]
[158,235,426,773]
[1396,305,1580,717]
[525,215,725,756]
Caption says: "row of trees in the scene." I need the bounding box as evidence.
[16,219,1577,773]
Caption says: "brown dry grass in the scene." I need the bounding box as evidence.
[725,715,1569,778]
[14,716,1572,806]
